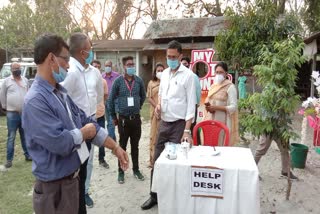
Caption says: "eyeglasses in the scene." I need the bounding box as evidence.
[126,63,135,67]
[57,55,70,63]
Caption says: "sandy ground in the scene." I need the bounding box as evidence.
[87,116,320,214]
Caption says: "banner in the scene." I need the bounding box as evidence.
[190,49,232,122]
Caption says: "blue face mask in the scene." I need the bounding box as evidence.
[85,50,93,65]
[167,58,180,70]
[126,67,136,76]
[52,66,67,83]
[105,66,112,73]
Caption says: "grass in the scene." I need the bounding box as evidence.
[0,104,152,214]
[0,116,34,214]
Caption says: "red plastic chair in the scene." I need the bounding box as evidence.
[192,120,230,147]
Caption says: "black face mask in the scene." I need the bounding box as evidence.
[12,69,21,77]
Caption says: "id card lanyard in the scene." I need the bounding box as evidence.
[52,91,89,164]
[124,76,135,107]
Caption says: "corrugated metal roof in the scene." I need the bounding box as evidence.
[143,42,214,50]
[304,32,320,44]
[93,39,152,51]
[143,16,226,39]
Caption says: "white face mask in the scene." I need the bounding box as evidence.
[156,72,162,80]
[214,74,225,84]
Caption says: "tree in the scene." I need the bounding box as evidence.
[215,1,301,71]
[240,37,305,199]
[180,0,223,17]
[34,0,75,39]
[303,0,320,34]
[0,0,36,54]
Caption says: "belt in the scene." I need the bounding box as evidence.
[56,169,80,181]
[119,114,140,120]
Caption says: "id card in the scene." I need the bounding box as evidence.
[127,97,134,107]
[77,142,89,164]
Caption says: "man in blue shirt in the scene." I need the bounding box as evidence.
[22,34,128,214]
[108,56,146,184]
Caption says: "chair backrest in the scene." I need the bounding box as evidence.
[192,120,230,147]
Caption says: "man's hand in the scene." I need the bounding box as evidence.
[155,104,161,119]
[80,123,97,140]
[114,146,129,171]
[113,118,118,126]
[181,132,193,145]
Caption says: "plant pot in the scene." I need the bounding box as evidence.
[290,143,309,169]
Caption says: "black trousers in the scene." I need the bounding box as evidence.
[118,114,142,173]
[97,116,106,161]
[150,119,186,200]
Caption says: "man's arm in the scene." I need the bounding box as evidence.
[182,73,197,142]
[0,79,7,110]
[96,70,104,104]
[139,78,146,107]
[107,78,119,124]
[22,97,85,157]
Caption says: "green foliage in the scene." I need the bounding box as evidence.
[215,1,301,71]
[0,0,75,53]
[303,0,320,34]
[239,36,305,142]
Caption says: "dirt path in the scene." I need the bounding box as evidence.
[88,116,320,214]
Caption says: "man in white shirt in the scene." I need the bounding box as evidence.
[0,62,32,168]
[141,40,197,210]
[62,32,103,212]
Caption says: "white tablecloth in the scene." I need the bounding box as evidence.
[152,146,260,214]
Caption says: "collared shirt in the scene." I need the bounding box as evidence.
[102,71,120,93]
[159,64,196,122]
[22,75,108,182]
[96,78,108,118]
[0,75,28,112]
[62,57,103,116]
[108,75,146,118]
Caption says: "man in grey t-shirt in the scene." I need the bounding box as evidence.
[0,62,32,168]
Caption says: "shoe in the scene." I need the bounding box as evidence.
[141,197,157,210]
[5,161,12,168]
[281,171,298,180]
[99,160,109,169]
[25,156,32,161]
[134,170,145,181]
[118,171,125,184]
[85,193,94,208]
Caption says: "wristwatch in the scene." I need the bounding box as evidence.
[184,129,191,135]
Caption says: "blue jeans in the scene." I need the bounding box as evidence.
[6,111,29,161]
[97,116,106,161]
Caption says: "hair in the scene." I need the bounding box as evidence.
[68,32,88,56]
[105,60,112,66]
[122,56,133,65]
[215,61,228,73]
[34,33,69,65]
[181,56,190,64]
[152,63,164,81]
[92,60,101,66]
[167,40,182,53]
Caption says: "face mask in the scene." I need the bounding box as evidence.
[52,58,68,83]
[156,72,162,80]
[12,69,21,77]
[105,66,112,73]
[167,58,180,70]
[214,74,225,84]
[126,67,136,76]
[85,50,94,65]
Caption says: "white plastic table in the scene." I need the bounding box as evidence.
[152,146,260,214]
